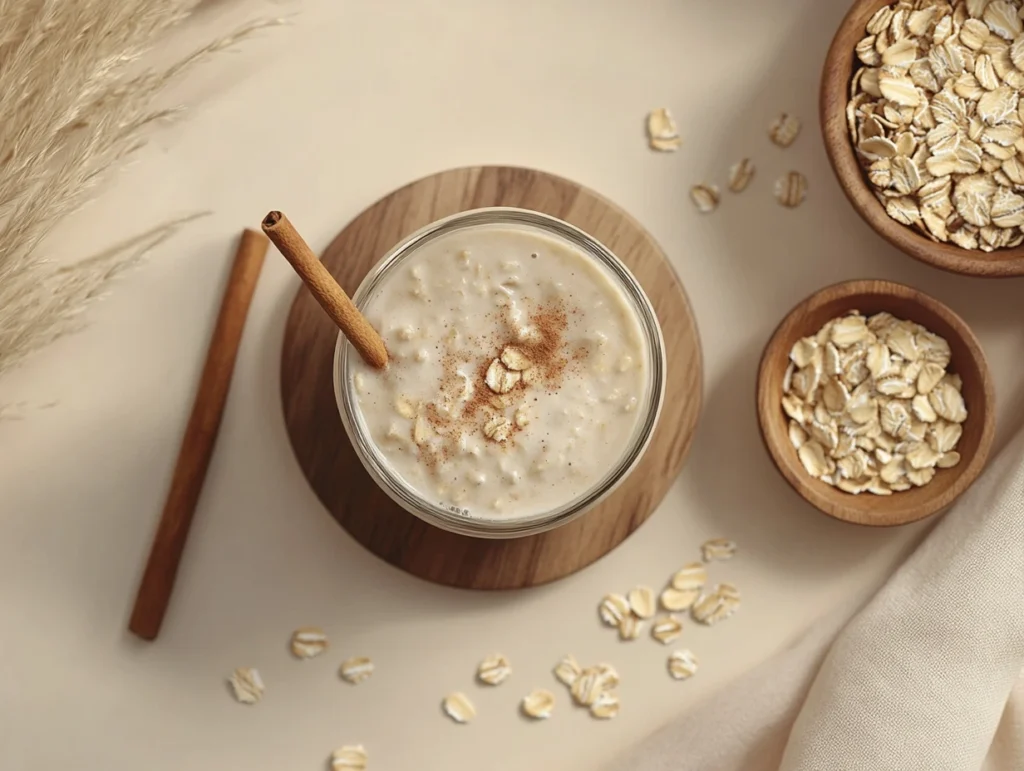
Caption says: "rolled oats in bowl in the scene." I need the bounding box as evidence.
[847,0,1024,251]
[782,310,966,494]
[335,208,665,538]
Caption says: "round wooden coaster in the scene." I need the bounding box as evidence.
[280,166,702,589]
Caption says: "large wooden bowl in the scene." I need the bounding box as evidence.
[821,0,1024,277]
[757,280,995,526]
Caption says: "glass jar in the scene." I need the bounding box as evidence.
[334,208,666,538]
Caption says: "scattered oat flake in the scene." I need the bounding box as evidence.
[290,627,328,659]
[599,593,630,627]
[692,584,741,626]
[594,662,620,690]
[443,692,476,724]
[477,653,512,686]
[521,689,555,720]
[331,746,368,770]
[647,107,681,151]
[627,586,656,619]
[701,538,737,562]
[229,667,264,705]
[618,613,643,641]
[661,586,701,612]
[775,171,807,208]
[570,669,604,707]
[690,184,720,213]
[651,614,683,645]
[559,660,620,720]
[590,691,620,720]
[769,113,802,147]
[668,650,699,680]
[339,656,374,684]
[728,158,756,192]
[554,655,581,686]
[672,562,707,592]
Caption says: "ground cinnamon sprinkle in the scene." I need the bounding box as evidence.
[414,299,577,462]
[519,302,571,387]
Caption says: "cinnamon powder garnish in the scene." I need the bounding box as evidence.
[415,299,578,463]
[517,302,572,388]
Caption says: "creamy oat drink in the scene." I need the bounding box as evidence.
[343,214,659,525]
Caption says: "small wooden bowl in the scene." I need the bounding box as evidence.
[821,0,1024,277]
[757,280,995,527]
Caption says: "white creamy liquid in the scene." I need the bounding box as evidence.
[349,223,651,520]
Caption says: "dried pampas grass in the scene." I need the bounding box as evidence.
[0,0,280,380]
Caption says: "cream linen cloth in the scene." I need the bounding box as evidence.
[617,424,1024,771]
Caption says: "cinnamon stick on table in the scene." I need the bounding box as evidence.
[128,228,268,641]
[261,210,388,369]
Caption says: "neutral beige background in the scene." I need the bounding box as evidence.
[3,1,1024,769]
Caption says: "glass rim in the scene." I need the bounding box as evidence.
[334,207,666,539]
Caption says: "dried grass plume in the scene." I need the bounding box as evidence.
[0,0,280,380]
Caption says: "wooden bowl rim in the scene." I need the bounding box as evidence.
[756,278,996,527]
[820,0,1024,278]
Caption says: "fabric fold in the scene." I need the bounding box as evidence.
[607,604,853,771]
[780,427,1024,771]
[622,426,1024,771]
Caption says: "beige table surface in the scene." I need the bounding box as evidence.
[3,1,1024,769]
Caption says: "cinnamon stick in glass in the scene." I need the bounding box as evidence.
[261,211,388,369]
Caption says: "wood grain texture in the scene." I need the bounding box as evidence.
[280,166,703,589]
[821,0,1024,277]
[130,229,268,639]
[757,279,995,527]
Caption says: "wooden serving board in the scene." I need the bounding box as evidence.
[280,166,702,589]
